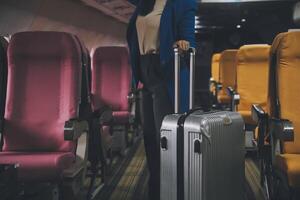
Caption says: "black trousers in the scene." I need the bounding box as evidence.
[139,54,173,200]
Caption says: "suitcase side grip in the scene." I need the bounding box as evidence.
[161,136,168,150]
[194,139,201,154]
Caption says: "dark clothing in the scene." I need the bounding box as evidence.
[140,54,173,200]
[127,1,197,199]
[127,0,197,113]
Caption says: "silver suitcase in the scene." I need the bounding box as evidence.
[184,111,245,200]
[160,47,196,200]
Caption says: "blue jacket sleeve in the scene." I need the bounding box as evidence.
[178,0,197,47]
[128,0,140,6]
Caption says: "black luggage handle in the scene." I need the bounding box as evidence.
[161,136,168,151]
[194,139,202,154]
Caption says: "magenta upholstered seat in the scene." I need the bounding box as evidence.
[91,46,132,125]
[0,31,84,182]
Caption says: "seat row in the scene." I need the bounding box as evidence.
[0,31,137,199]
[210,31,300,199]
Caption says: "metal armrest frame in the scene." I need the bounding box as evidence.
[128,90,139,124]
[93,106,113,125]
[64,119,89,141]
[209,79,222,96]
[226,86,240,111]
[127,91,136,104]
[217,83,223,91]
[270,118,294,143]
[251,105,269,157]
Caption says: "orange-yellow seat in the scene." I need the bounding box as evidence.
[210,53,221,95]
[217,50,238,104]
[211,53,221,82]
[269,32,300,187]
[236,45,270,125]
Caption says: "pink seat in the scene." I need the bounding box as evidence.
[0,31,85,182]
[91,46,132,125]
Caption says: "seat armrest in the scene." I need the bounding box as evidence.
[64,119,89,141]
[93,106,113,125]
[270,119,294,142]
[217,83,222,91]
[251,104,268,123]
[127,92,136,104]
[226,86,235,96]
[209,78,217,85]
[226,86,240,111]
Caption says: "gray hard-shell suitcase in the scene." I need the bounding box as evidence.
[184,111,245,200]
[160,47,196,200]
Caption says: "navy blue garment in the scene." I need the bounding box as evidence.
[127,0,197,113]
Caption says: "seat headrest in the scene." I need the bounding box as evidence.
[238,44,270,62]
[271,31,300,59]
[220,49,238,62]
[92,46,129,61]
[212,53,221,63]
[9,31,81,60]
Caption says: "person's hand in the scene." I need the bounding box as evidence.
[174,40,190,52]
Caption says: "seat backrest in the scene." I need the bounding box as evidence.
[269,32,300,154]
[211,53,221,82]
[236,45,270,112]
[2,31,83,152]
[91,46,131,112]
[219,50,238,93]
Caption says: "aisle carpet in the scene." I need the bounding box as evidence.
[96,141,266,200]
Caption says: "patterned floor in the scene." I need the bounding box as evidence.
[96,141,266,200]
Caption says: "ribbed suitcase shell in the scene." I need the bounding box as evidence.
[184,111,245,200]
[160,47,196,200]
[160,114,183,200]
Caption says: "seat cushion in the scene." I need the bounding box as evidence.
[0,152,75,182]
[239,110,256,125]
[276,154,300,187]
[112,111,131,124]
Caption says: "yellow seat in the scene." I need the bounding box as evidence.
[269,32,300,188]
[217,50,238,104]
[210,53,221,95]
[236,45,270,125]
[211,53,221,82]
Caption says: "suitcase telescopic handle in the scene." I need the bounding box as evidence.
[174,47,196,113]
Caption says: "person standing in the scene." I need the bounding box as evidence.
[127,0,197,199]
